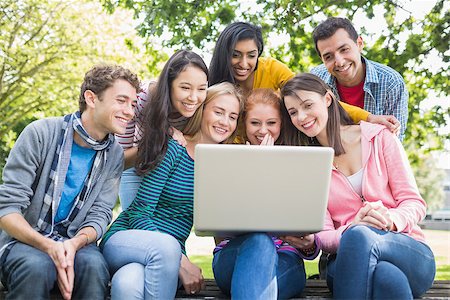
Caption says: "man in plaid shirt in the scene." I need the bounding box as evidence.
[311,17,408,141]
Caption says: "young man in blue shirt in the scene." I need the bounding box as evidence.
[0,65,140,299]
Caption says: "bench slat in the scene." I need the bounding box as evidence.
[0,279,448,299]
[175,279,450,299]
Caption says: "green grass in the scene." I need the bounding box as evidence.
[436,265,450,280]
[189,255,450,280]
[189,255,214,279]
[435,256,450,280]
[189,255,320,280]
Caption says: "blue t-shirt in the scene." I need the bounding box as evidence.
[55,142,96,223]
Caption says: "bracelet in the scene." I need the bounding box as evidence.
[76,233,90,246]
[301,244,316,255]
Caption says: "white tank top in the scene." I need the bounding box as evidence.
[347,168,364,196]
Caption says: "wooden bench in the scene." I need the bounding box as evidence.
[175,279,450,299]
[0,279,448,299]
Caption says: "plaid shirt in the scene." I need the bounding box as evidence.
[311,57,408,141]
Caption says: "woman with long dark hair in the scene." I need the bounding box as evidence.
[280,73,435,299]
[118,50,208,209]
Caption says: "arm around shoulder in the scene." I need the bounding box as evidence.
[340,101,370,123]
[387,80,408,141]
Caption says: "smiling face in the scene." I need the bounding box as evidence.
[231,39,259,84]
[88,79,137,139]
[317,28,365,87]
[170,65,208,117]
[284,90,332,140]
[200,94,240,144]
[245,103,281,145]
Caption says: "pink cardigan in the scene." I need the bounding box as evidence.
[316,121,426,254]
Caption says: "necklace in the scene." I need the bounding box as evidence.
[333,161,339,170]
[333,155,342,170]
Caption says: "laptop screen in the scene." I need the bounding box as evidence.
[194,144,333,236]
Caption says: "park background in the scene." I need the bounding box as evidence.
[1,0,449,279]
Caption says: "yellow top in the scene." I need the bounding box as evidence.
[253,57,369,121]
[339,102,370,122]
[236,57,370,143]
[253,57,295,90]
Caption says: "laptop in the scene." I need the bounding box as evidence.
[194,144,334,236]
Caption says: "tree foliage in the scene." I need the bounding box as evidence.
[102,0,449,210]
[0,0,164,173]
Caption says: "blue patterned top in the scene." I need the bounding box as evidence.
[311,57,408,141]
[100,138,194,254]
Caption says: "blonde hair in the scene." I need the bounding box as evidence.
[183,82,244,143]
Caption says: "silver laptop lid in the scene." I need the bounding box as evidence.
[194,144,333,236]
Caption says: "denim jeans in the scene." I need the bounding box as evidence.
[102,230,182,300]
[213,233,306,300]
[119,167,143,210]
[0,242,109,300]
[327,225,436,300]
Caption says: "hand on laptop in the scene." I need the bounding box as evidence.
[280,234,315,250]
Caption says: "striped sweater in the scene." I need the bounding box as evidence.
[100,138,194,253]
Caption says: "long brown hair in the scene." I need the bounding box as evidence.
[136,50,208,175]
[280,73,354,156]
[209,22,264,86]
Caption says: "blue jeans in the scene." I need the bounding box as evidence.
[119,167,143,210]
[213,233,306,299]
[102,230,182,300]
[0,242,109,300]
[327,225,436,300]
